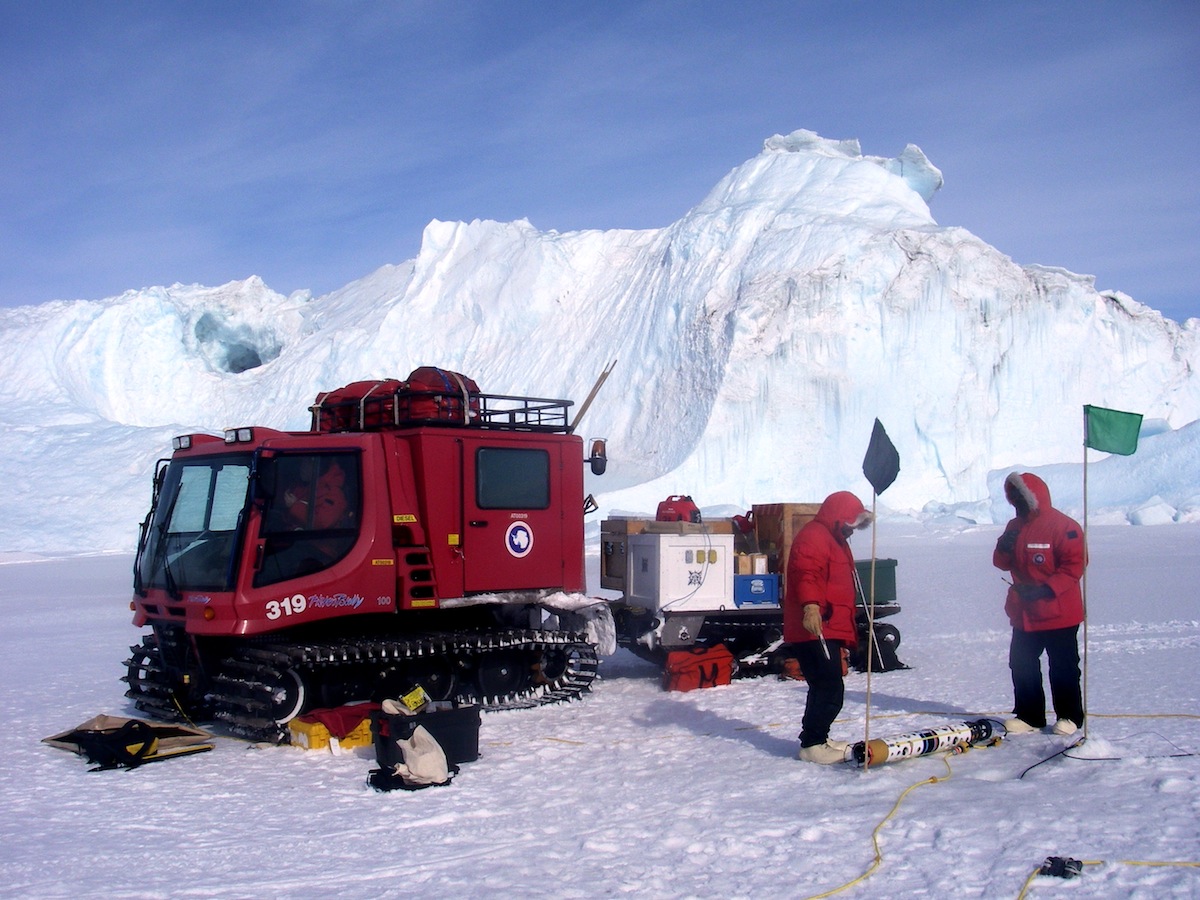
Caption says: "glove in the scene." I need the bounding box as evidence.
[996,530,1019,555]
[802,603,823,636]
[1014,582,1054,602]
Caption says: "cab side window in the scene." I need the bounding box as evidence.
[476,447,550,509]
[255,453,361,587]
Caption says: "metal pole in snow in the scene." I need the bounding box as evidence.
[861,490,880,770]
[1082,410,1090,741]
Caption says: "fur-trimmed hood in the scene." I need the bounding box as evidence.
[1004,472,1052,519]
[814,490,872,540]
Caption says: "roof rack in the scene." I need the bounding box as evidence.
[311,383,573,434]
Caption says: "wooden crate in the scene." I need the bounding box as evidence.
[642,520,734,535]
[751,503,822,589]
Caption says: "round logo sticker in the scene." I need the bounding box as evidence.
[505,521,534,558]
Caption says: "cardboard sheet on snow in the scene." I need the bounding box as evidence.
[43,714,214,767]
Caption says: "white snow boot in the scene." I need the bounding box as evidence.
[797,741,846,764]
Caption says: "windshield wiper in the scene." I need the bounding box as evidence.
[162,546,182,601]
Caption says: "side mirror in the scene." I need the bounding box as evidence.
[588,438,607,476]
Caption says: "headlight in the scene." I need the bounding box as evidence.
[224,427,254,444]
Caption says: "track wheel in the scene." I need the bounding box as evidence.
[269,669,307,724]
[476,650,529,698]
[379,660,458,703]
[124,636,159,700]
[409,659,458,701]
[535,647,568,684]
[875,623,901,649]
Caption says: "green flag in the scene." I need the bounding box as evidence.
[1084,405,1142,456]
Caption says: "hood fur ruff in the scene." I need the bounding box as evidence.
[815,491,873,535]
[1005,471,1051,517]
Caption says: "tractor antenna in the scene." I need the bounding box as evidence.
[568,359,617,434]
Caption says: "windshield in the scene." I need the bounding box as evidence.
[136,454,252,594]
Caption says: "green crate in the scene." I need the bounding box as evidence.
[855,558,897,606]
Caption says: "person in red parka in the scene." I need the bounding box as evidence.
[784,491,872,764]
[993,472,1087,736]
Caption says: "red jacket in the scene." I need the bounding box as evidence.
[783,492,870,645]
[993,472,1087,632]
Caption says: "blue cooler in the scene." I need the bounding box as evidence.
[733,574,779,607]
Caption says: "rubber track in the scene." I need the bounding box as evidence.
[133,629,598,742]
[122,634,184,721]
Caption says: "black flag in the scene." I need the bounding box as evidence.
[862,419,900,495]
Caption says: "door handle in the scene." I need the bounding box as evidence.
[468,520,488,527]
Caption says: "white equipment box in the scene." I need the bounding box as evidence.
[625,532,734,613]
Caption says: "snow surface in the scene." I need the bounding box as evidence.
[4,524,1198,898]
[1,130,1198,555]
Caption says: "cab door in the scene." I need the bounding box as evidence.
[462,437,566,592]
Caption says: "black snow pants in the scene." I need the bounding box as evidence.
[1009,624,1085,728]
[794,639,846,747]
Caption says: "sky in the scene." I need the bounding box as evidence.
[1,1,1198,323]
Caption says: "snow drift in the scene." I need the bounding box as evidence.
[1,129,1197,554]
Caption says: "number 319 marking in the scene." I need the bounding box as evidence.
[266,593,307,620]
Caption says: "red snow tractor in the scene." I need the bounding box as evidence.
[126,367,608,740]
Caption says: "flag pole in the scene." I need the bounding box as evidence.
[861,491,879,770]
[859,417,899,769]
[1079,404,1142,743]
[1081,408,1090,740]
